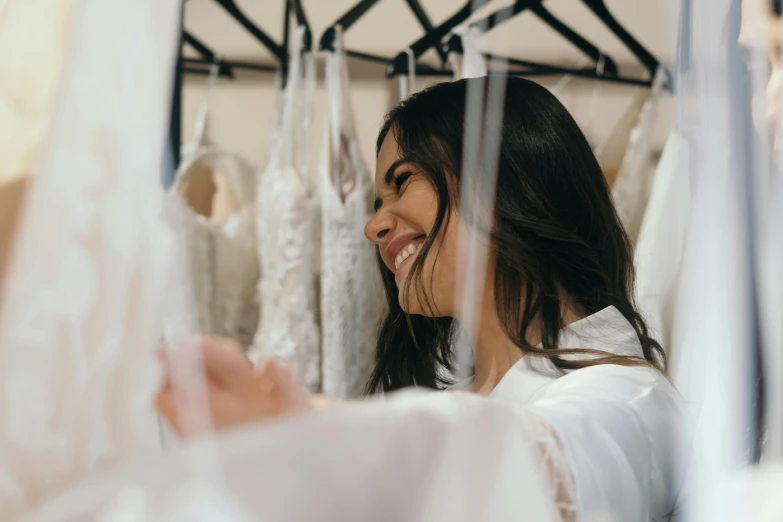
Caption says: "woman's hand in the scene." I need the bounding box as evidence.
[155,335,312,437]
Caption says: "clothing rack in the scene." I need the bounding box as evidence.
[318,0,451,75]
[169,0,297,175]
[168,0,668,178]
[385,0,666,88]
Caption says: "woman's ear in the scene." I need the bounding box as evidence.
[0,176,30,310]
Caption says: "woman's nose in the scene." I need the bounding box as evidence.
[364,209,395,245]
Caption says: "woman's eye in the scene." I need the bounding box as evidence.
[393,172,413,191]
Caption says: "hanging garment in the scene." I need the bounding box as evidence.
[669,3,762,519]
[319,34,385,399]
[0,0,78,185]
[448,25,488,80]
[610,68,667,244]
[171,150,260,349]
[634,131,690,350]
[594,88,649,188]
[759,158,783,458]
[169,62,260,350]
[252,30,321,391]
[20,306,685,522]
[0,0,181,518]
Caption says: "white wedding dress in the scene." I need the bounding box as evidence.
[0,0,182,518]
[251,30,321,390]
[319,32,385,398]
[611,68,667,244]
[170,66,260,351]
[171,145,259,350]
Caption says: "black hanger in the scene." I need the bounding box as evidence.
[403,0,449,65]
[319,0,451,74]
[440,2,618,77]
[183,58,277,75]
[529,4,617,75]
[579,0,659,80]
[388,0,664,87]
[385,0,481,77]
[182,30,277,78]
[213,0,286,63]
[287,0,313,51]
[183,31,235,79]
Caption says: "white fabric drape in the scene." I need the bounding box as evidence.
[19,391,566,522]
[19,306,684,522]
[669,1,760,521]
[0,0,79,185]
[0,0,181,518]
[450,25,488,80]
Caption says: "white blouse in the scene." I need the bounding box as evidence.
[485,306,686,521]
[19,307,686,522]
[446,306,685,520]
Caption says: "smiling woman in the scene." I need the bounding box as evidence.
[156,76,685,522]
[364,77,664,393]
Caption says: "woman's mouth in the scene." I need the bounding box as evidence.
[394,242,421,269]
[392,235,426,282]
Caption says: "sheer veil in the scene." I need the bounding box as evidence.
[0,0,185,518]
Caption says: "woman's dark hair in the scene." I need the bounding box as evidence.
[366,76,665,393]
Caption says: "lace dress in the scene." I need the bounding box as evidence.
[610,68,667,244]
[0,0,181,518]
[319,35,385,399]
[252,30,321,391]
[171,149,260,350]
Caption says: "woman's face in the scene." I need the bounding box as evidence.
[364,131,460,316]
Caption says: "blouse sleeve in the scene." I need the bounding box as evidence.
[523,365,686,522]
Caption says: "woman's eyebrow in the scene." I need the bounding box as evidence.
[374,159,410,211]
[383,159,408,185]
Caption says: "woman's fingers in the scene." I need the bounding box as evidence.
[154,379,183,436]
[198,335,253,383]
[260,359,311,411]
[161,334,251,385]
[154,337,315,436]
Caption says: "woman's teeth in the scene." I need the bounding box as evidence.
[395,243,420,270]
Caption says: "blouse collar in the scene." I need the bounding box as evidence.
[451,306,645,400]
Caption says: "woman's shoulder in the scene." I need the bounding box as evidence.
[531,363,681,415]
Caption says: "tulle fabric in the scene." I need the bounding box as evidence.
[18,391,573,522]
[0,0,79,184]
[0,0,181,518]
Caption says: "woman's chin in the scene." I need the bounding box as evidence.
[397,288,421,316]
[397,292,437,317]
